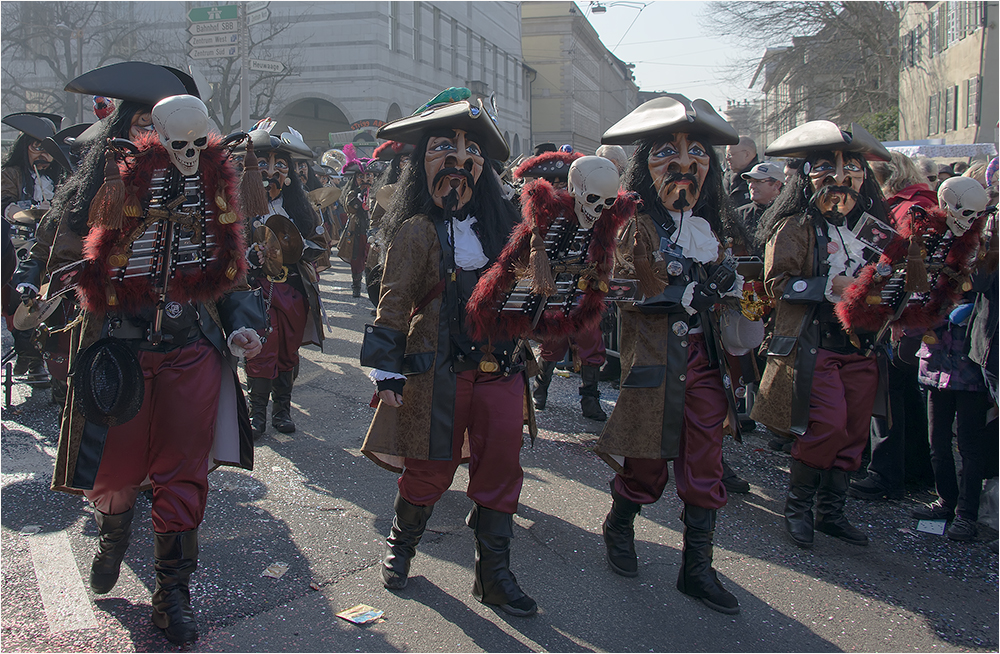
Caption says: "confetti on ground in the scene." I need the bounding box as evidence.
[20,525,41,535]
[261,562,289,579]
[336,604,383,624]
[915,519,947,535]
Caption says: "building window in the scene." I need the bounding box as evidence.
[451,19,458,74]
[928,93,939,135]
[390,2,399,53]
[467,29,473,81]
[413,1,421,62]
[966,76,980,128]
[433,7,441,69]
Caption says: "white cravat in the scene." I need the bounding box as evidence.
[267,195,288,217]
[666,210,719,264]
[451,216,489,270]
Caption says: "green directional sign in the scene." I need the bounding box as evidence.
[188,5,237,22]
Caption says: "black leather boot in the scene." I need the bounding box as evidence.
[676,505,740,615]
[579,365,607,421]
[721,458,750,494]
[90,507,134,594]
[602,485,640,577]
[785,459,822,548]
[151,530,199,645]
[468,505,537,617]
[382,493,434,590]
[246,376,272,441]
[270,370,296,433]
[352,271,363,298]
[815,469,869,546]
[12,329,49,387]
[532,361,556,410]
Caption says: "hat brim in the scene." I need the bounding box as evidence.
[41,122,92,172]
[65,62,197,106]
[764,121,891,162]
[2,113,62,141]
[377,99,510,161]
[601,95,739,146]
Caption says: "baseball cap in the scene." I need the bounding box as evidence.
[742,162,784,183]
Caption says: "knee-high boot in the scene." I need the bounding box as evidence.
[468,505,537,617]
[270,370,296,433]
[785,459,823,548]
[151,530,199,645]
[579,365,607,421]
[246,376,272,441]
[532,361,556,410]
[676,504,740,615]
[382,492,434,590]
[90,507,134,594]
[602,484,640,577]
[815,469,868,546]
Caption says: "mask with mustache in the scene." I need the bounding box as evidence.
[424,129,485,212]
[647,133,710,213]
[810,184,861,226]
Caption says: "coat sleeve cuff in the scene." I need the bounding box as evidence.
[360,323,407,373]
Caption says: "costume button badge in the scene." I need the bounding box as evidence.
[827,241,840,254]
[165,302,183,319]
[876,262,892,277]
[679,374,686,381]
[792,280,808,293]
[672,321,689,336]
[666,261,683,276]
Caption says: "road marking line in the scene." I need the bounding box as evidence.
[28,531,98,632]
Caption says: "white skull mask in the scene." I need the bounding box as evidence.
[568,156,620,228]
[151,95,209,176]
[938,176,988,236]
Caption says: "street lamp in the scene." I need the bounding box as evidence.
[588,1,648,14]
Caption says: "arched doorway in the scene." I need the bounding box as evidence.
[386,103,402,123]
[275,98,350,152]
[513,134,521,158]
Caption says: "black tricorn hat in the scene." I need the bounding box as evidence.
[232,128,310,160]
[764,120,891,162]
[73,337,145,427]
[513,150,581,180]
[65,62,200,106]
[377,95,510,161]
[601,94,739,147]
[41,122,92,172]
[533,142,557,156]
[2,112,64,141]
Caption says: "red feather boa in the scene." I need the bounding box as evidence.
[513,150,582,179]
[466,178,637,341]
[77,132,247,315]
[836,205,982,332]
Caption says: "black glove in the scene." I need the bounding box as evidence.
[19,286,38,304]
[689,263,737,312]
[376,377,405,396]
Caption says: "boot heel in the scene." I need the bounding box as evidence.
[152,530,199,645]
[468,505,537,617]
[90,507,135,594]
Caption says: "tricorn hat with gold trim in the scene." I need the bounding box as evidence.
[601,94,739,147]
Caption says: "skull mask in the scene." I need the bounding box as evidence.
[568,156,620,228]
[151,95,209,176]
[938,176,988,236]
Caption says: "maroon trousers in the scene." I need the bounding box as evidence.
[399,370,525,514]
[538,323,606,366]
[614,334,729,510]
[792,348,878,471]
[85,339,223,533]
[245,279,308,378]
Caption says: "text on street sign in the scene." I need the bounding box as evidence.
[188,5,238,22]
[188,20,237,35]
[249,59,285,73]
[189,33,239,47]
[189,45,240,60]
[247,8,270,25]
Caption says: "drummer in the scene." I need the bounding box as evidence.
[2,112,67,387]
[236,126,326,440]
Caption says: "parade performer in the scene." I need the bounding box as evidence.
[751,120,892,551]
[365,140,414,306]
[238,125,326,439]
[594,94,746,615]
[360,87,537,617]
[2,111,66,384]
[337,144,378,299]
[507,147,612,421]
[53,90,266,646]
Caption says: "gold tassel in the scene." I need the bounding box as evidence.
[239,138,268,218]
[106,284,118,307]
[904,233,930,293]
[123,185,142,218]
[529,227,557,297]
[478,341,500,373]
[632,230,665,298]
[88,147,127,230]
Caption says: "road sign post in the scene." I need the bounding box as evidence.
[188,20,238,35]
[249,59,285,73]
[247,8,269,26]
[190,45,239,60]
[189,33,240,47]
[188,5,238,22]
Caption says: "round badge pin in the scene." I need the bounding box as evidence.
[827,242,840,254]
[165,301,183,319]
[666,261,684,276]
[876,262,892,277]
[792,280,808,293]
[672,321,689,336]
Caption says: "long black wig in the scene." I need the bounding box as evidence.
[2,133,66,203]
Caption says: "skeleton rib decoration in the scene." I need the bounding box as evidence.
[466,156,637,342]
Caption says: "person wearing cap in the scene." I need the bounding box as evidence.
[2,111,68,386]
[47,62,267,646]
[752,120,892,551]
[513,147,610,421]
[737,161,784,255]
[595,94,747,615]
[723,136,759,208]
[360,87,537,617]
[238,126,326,441]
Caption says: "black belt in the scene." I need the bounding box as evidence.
[818,321,874,353]
[108,318,202,352]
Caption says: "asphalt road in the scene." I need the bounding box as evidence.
[2,259,997,653]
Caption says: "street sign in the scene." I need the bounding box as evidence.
[188,20,237,35]
[247,8,269,25]
[189,45,239,60]
[246,1,269,14]
[189,32,239,47]
[188,5,237,22]
[249,59,285,73]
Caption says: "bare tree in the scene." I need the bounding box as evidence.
[703,2,899,140]
[1,1,169,123]
[189,13,305,134]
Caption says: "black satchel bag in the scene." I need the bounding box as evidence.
[780,276,827,304]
